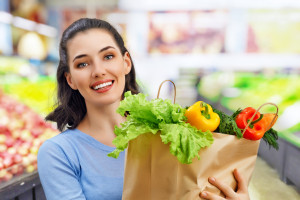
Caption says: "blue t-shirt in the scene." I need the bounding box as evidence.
[37,128,125,200]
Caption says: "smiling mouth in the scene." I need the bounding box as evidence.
[92,80,114,90]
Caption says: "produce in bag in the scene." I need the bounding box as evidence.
[108,80,279,200]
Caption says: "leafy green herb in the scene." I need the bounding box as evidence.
[213,108,243,138]
[232,108,242,119]
[108,91,214,164]
[262,128,279,150]
[214,107,279,150]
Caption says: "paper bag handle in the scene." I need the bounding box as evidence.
[157,80,177,104]
[242,102,279,135]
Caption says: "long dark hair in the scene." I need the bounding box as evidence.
[46,18,139,131]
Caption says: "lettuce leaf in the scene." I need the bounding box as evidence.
[108,91,214,164]
[160,123,214,164]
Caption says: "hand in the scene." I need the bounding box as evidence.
[199,169,250,200]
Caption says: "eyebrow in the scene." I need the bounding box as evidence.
[72,46,116,62]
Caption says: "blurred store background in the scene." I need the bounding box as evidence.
[0,0,300,199]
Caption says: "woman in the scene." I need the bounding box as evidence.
[37,18,250,200]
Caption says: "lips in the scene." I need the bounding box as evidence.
[91,80,114,93]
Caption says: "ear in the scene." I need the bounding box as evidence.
[65,72,78,90]
[123,52,132,75]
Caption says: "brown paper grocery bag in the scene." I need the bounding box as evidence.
[121,81,277,200]
[122,131,260,200]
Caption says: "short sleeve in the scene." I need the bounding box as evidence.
[37,140,86,200]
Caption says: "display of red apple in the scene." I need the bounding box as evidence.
[0,93,59,183]
[13,153,23,164]
[0,162,4,171]
[0,144,7,153]
[10,165,19,175]
[7,147,17,155]
[2,172,13,182]
[3,156,13,168]
[5,136,14,148]
[0,135,6,144]
[30,146,39,155]
[17,146,29,156]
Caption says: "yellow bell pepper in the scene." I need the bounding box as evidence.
[185,101,220,132]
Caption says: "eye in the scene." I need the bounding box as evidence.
[77,63,88,68]
[104,55,114,60]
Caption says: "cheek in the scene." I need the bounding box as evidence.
[113,67,127,90]
[110,61,128,78]
[71,71,88,87]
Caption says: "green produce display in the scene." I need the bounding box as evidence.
[0,56,29,75]
[198,72,300,135]
[279,123,300,147]
[222,73,300,114]
[0,76,56,116]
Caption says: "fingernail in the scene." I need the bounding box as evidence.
[209,177,216,182]
[201,192,207,197]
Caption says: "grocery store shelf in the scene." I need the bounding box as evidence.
[139,53,300,70]
[45,0,118,8]
[0,11,57,37]
[119,0,300,11]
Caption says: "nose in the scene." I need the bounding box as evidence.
[91,60,106,78]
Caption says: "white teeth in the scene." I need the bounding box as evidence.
[93,81,112,90]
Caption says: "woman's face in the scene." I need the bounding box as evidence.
[65,28,132,107]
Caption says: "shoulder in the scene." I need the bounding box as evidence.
[37,129,79,161]
[39,129,76,149]
[37,129,82,172]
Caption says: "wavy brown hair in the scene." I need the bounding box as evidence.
[46,18,139,131]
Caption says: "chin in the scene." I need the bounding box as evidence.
[96,93,123,107]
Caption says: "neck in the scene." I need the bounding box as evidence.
[77,100,125,146]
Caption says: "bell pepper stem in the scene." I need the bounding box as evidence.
[247,114,264,128]
[200,102,211,120]
[251,114,264,125]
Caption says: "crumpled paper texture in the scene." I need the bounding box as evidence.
[122,132,260,200]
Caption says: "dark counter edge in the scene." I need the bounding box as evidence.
[0,171,46,200]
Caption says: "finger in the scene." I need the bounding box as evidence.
[208,177,236,197]
[200,191,224,200]
[233,168,248,192]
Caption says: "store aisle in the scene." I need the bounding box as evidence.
[249,157,300,200]
[173,76,300,200]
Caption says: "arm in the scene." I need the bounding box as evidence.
[200,169,250,200]
[37,140,86,200]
